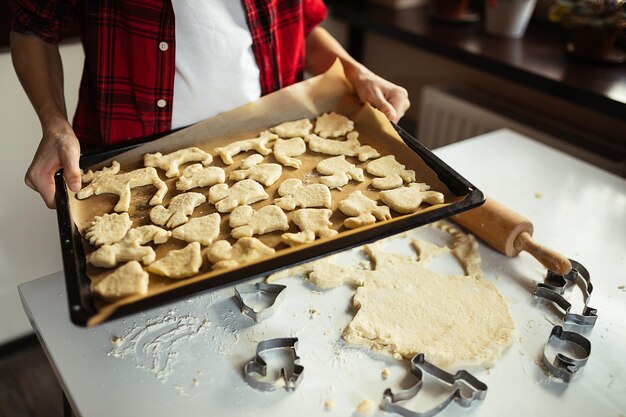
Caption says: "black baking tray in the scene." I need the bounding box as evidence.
[55,123,485,326]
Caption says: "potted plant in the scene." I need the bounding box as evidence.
[549,0,626,62]
[485,0,538,38]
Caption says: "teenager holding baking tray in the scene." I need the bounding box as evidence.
[10,0,410,209]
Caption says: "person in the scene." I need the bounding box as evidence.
[10,0,410,209]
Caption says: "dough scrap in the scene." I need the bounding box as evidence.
[229,205,289,238]
[229,154,282,187]
[207,237,275,269]
[274,179,331,211]
[171,213,221,246]
[366,155,416,190]
[266,255,362,288]
[150,192,206,229]
[175,164,225,191]
[273,138,307,169]
[380,183,444,214]
[314,112,354,138]
[143,147,213,178]
[305,131,380,162]
[215,131,277,165]
[88,225,171,268]
[92,261,149,301]
[281,208,338,247]
[147,242,203,278]
[78,161,168,212]
[270,118,313,138]
[85,212,133,247]
[316,156,364,189]
[337,190,391,228]
[208,179,269,213]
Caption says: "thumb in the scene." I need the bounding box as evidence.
[59,137,82,192]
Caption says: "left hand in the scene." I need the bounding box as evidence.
[347,67,410,123]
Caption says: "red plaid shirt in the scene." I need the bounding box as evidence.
[10,0,327,148]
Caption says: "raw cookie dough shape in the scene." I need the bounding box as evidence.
[92,261,149,301]
[314,112,354,138]
[85,212,133,247]
[88,225,171,268]
[143,147,213,178]
[215,131,278,165]
[150,192,206,229]
[207,237,275,269]
[366,155,416,190]
[229,205,289,238]
[316,155,364,189]
[171,213,221,246]
[274,179,332,211]
[281,208,338,247]
[175,164,225,191]
[305,131,380,162]
[273,138,307,169]
[147,241,203,278]
[380,183,445,214]
[338,190,391,228]
[208,179,269,213]
[270,118,313,138]
[267,255,363,289]
[78,161,168,213]
[229,154,283,187]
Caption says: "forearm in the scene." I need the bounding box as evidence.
[305,27,367,82]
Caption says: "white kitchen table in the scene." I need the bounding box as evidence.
[19,129,626,417]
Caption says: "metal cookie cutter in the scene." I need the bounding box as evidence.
[534,259,597,327]
[381,353,487,417]
[234,282,287,323]
[543,325,591,383]
[244,337,304,391]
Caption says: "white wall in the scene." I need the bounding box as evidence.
[0,42,84,344]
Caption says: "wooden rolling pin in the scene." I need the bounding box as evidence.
[452,197,572,276]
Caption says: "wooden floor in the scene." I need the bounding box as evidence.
[0,340,63,417]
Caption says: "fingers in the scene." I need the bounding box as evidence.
[387,88,411,122]
[59,137,82,192]
[371,88,398,122]
[25,163,58,209]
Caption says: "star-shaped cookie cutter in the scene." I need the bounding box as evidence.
[244,337,304,391]
[234,282,287,323]
[381,353,487,417]
[543,325,591,383]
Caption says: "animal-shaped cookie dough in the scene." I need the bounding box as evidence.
[150,192,206,229]
[88,225,171,268]
[172,213,221,246]
[316,156,364,189]
[215,131,278,165]
[92,261,149,301]
[144,147,213,178]
[229,154,282,187]
[78,161,168,213]
[281,208,338,247]
[380,183,445,214]
[314,112,354,138]
[274,179,331,211]
[175,164,225,191]
[147,242,203,278]
[208,179,269,213]
[270,118,313,138]
[273,138,307,168]
[207,237,275,269]
[338,191,392,228]
[305,131,380,162]
[229,205,289,238]
[85,212,133,247]
[366,155,416,190]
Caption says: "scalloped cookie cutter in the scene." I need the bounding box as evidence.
[234,282,287,323]
[244,337,304,391]
[543,325,591,383]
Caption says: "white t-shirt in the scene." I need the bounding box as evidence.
[170,0,261,130]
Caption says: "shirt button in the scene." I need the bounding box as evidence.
[159,42,168,51]
[157,99,167,108]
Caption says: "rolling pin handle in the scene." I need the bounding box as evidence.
[515,232,572,276]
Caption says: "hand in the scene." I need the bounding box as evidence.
[346,67,410,123]
[25,120,82,209]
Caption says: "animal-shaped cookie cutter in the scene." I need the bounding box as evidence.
[244,337,304,391]
[543,325,591,383]
[381,353,487,417]
[234,282,287,323]
[534,259,597,327]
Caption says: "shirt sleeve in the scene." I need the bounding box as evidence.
[9,0,78,44]
[303,0,328,36]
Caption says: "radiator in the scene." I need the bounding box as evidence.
[417,85,625,176]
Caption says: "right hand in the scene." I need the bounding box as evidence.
[25,119,82,209]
